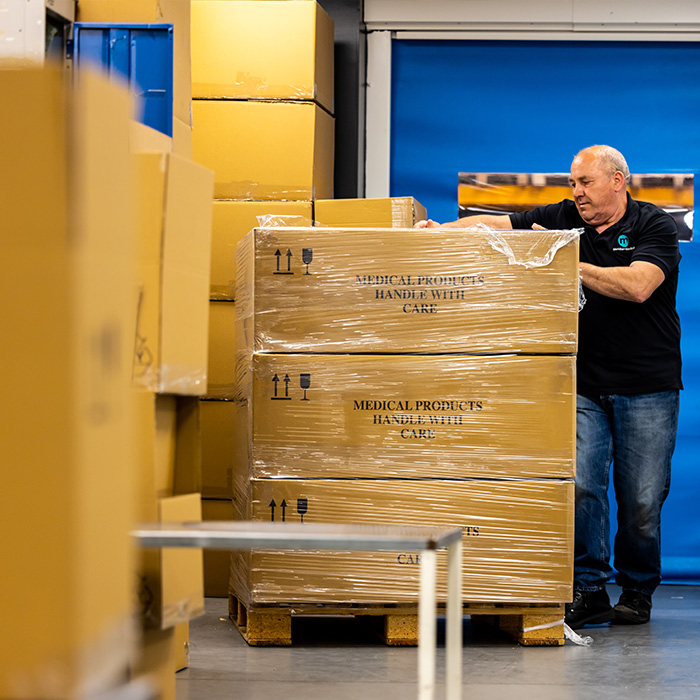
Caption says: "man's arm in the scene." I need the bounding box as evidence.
[579,260,665,303]
[415,214,513,229]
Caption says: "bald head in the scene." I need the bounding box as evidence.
[575,145,631,185]
[569,145,629,231]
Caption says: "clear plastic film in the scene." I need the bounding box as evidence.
[235,352,575,480]
[228,477,574,606]
[235,226,580,354]
[191,0,334,112]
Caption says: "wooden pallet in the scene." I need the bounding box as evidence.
[228,594,565,647]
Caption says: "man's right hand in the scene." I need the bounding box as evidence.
[414,219,441,228]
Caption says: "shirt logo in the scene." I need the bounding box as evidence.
[617,234,629,248]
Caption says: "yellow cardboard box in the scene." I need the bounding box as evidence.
[236,226,579,354]
[76,0,192,126]
[131,151,214,395]
[0,68,137,699]
[202,499,235,597]
[133,391,202,521]
[139,493,206,630]
[314,197,427,228]
[192,99,334,200]
[211,200,313,299]
[206,301,236,399]
[201,401,236,498]
[192,0,334,113]
[235,353,575,480]
[230,479,574,605]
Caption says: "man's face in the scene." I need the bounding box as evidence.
[569,152,622,227]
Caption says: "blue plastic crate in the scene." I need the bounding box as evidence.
[73,23,174,137]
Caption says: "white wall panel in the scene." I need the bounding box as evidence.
[365,0,700,32]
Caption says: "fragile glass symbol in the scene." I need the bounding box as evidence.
[300,373,311,400]
[302,248,313,274]
[297,498,308,523]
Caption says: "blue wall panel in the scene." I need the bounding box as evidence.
[391,39,700,584]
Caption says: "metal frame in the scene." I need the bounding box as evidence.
[362,0,700,197]
[133,521,464,700]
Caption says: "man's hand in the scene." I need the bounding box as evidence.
[414,219,442,228]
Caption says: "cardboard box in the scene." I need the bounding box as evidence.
[211,200,313,299]
[235,353,575,480]
[76,0,192,126]
[314,197,427,228]
[139,493,205,630]
[201,401,236,498]
[202,499,235,597]
[192,99,334,200]
[206,301,236,399]
[132,628,177,700]
[0,68,137,699]
[236,226,579,354]
[173,622,190,672]
[133,391,202,521]
[192,0,334,113]
[132,151,214,395]
[172,116,193,159]
[230,479,574,605]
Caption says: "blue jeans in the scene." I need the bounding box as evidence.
[575,391,679,595]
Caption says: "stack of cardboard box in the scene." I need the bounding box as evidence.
[231,225,580,607]
[190,0,335,595]
[128,119,213,697]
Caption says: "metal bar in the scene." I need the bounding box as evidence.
[133,522,463,553]
[446,539,463,700]
[418,547,437,700]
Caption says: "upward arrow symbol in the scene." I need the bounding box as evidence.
[274,249,282,272]
[269,499,276,521]
[285,249,293,272]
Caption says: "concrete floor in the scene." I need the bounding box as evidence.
[176,584,700,700]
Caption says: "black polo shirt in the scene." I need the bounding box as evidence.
[509,195,682,395]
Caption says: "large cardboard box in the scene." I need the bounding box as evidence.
[207,301,236,399]
[236,227,579,354]
[192,0,334,113]
[234,353,575,480]
[211,200,313,299]
[139,494,206,630]
[132,151,214,395]
[76,0,192,126]
[0,68,137,699]
[201,401,236,498]
[315,197,427,228]
[192,99,334,200]
[230,479,574,605]
[202,499,235,597]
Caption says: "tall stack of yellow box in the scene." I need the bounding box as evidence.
[190,0,335,595]
[231,225,580,612]
[0,67,138,700]
[129,121,213,687]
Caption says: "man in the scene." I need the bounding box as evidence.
[417,145,682,628]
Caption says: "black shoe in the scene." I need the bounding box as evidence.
[613,590,652,625]
[565,588,614,629]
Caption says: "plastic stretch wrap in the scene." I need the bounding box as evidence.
[235,226,580,354]
[233,353,575,479]
[229,478,574,605]
[191,0,334,113]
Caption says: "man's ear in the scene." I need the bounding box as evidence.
[613,170,627,191]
